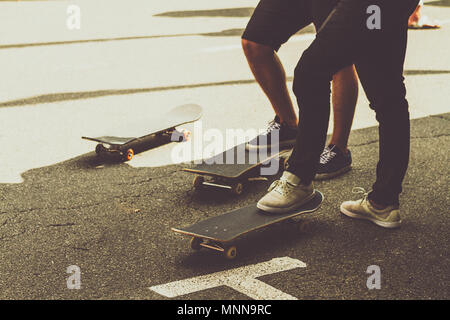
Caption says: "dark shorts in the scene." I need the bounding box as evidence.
[242,0,339,51]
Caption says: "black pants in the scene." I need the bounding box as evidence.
[287,0,419,206]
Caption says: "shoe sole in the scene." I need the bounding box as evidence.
[257,191,316,214]
[314,166,351,181]
[245,139,296,151]
[340,204,401,229]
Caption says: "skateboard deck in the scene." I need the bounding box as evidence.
[172,190,323,259]
[82,104,202,161]
[183,145,291,194]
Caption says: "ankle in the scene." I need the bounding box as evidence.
[334,145,348,154]
[328,141,348,153]
[282,171,312,188]
[280,120,298,129]
[369,199,387,210]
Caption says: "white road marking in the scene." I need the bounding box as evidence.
[227,278,298,300]
[149,257,305,300]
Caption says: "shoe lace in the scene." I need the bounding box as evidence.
[352,187,369,204]
[265,120,281,135]
[268,179,294,196]
[319,146,337,164]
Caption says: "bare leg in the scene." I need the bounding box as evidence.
[408,2,440,28]
[242,38,359,152]
[329,65,359,152]
[242,39,298,128]
[408,4,421,25]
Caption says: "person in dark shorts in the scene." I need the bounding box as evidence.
[242,0,358,180]
[257,0,419,229]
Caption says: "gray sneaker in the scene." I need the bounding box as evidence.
[340,188,402,228]
[246,117,298,151]
[257,171,315,214]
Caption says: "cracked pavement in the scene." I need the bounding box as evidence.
[0,0,449,300]
[0,113,449,299]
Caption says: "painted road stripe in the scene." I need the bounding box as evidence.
[150,257,306,300]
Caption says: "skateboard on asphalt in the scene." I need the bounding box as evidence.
[82,104,202,161]
[172,190,324,259]
[183,145,292,195]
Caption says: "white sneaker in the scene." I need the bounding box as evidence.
[257,171,315,214]
[340,188,402,229]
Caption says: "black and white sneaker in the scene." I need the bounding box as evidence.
[246,117,298,151]
[315,144,352,180]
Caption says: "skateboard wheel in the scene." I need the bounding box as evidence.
[95,144,106,154]
[181,129,191,142]
[125,148,134,161]
[172,129,190,142]
[193,176,205,189]
[190,237,203,251]
[224,246,237,260]
[231,182,244,196]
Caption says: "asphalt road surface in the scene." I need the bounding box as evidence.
[0,0,449,300]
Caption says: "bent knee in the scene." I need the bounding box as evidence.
[241,38,274,58]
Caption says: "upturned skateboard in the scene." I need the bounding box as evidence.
[82,104,202,161]
[172,190,323,259]
[183,145,291,195]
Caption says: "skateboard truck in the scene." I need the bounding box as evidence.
[170,128,191,143]
[193,176,247,195]
[188,149,291,195]
[193,176,270,195]
[190,237,237,260]
[95,142,135,161]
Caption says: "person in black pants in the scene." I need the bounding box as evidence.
[242,0,359,180]
[257,0,419,229]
